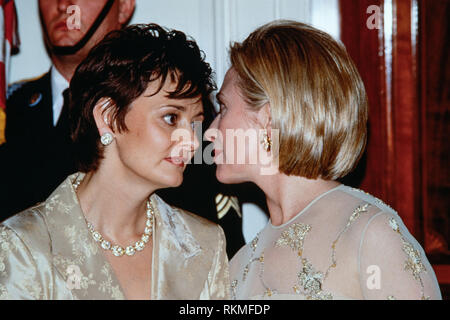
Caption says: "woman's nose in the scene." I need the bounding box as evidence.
[204,117,219,142]
[177,126,200,153]
[191,129,200,151]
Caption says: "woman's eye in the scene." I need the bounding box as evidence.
[163,114,178,126]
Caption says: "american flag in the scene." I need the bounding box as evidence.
[0,0,19,145]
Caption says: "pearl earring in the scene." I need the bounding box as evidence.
[100,132,114,146]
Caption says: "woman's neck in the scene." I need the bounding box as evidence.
[255,174,340,226]
[76,160,157,244]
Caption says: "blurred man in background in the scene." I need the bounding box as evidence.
[0,0,135,219]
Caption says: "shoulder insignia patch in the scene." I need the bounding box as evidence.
[6,81,25,100]
[7,72,48,100]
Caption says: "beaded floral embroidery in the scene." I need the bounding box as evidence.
[230,233,278,299]
[275,204,371,300]
[388,217,430,300]
[296,259,333,300]
[232,202,373,300]
[275,222,333,299]
[276,223,311,257]
[232,186,437,300]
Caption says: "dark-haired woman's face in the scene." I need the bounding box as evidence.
[113,78,204,189]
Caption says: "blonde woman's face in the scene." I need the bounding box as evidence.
[206,68,264,184]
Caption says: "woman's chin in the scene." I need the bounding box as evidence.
[215,166,244,184]
[170,178,184,188]
[161,174,184,188]
[148,170,184,189]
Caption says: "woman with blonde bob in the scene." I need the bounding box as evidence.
[206,20,442,300]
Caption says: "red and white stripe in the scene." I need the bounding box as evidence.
[0,0,19,145]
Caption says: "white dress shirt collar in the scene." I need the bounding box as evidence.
[51,66,70,126]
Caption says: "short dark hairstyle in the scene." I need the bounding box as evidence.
[69,23,216,172]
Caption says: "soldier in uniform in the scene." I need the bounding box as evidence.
[0,0,136,221]
[0,0,244,258]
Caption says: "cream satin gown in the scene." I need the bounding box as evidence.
[0,173,230,300]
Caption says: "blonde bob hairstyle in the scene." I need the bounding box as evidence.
[230,20,368,180]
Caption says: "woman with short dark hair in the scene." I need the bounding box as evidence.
[0,24,229,300]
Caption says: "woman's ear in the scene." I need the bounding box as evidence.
[118,0,135,26]
[257,103,272,132]
[93,98,115,136]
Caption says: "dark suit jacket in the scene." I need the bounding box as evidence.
[0,70,245,258]
[0,71,76,221]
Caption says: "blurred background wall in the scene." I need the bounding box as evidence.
[11,0,340,88]
[339,0,449,299]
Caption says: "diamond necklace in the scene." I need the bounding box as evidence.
[73,177,155,257]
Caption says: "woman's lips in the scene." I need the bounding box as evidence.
[164,157,185,168]
[213,149,223,162]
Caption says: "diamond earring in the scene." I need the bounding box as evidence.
[100,132,114,146]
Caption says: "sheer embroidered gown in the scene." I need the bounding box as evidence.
[229,185,442,300]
